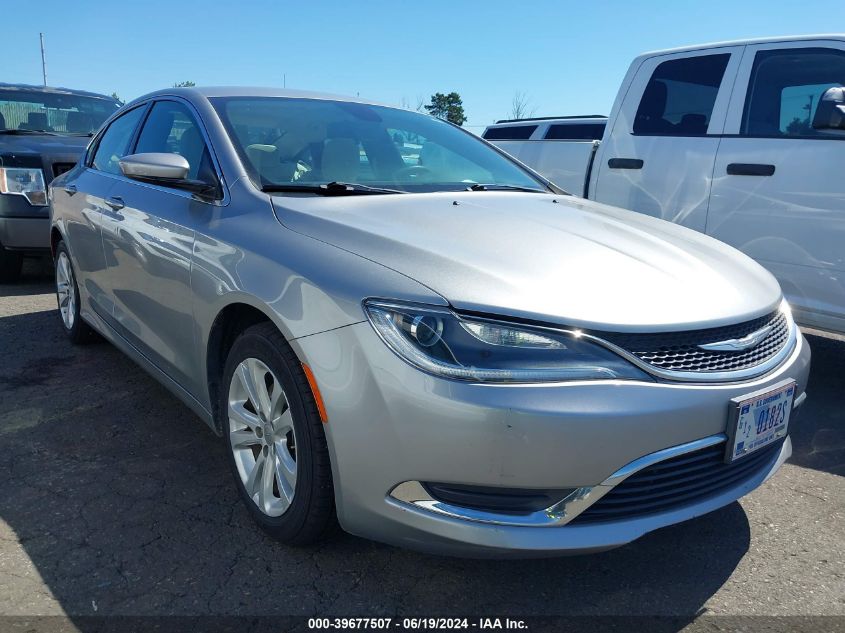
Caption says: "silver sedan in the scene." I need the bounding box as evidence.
[48,87,811,556]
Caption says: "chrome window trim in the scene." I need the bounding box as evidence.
[85,96,230,206]
[388,428,791,528]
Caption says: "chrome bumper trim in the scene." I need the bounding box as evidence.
[389,428,789,527]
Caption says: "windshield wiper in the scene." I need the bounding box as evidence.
[261,181,407,196]
[0,129,60,136]
[466,183,548,193]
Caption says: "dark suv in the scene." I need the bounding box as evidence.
[0,83,119,281]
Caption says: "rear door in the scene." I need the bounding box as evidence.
[708,41,845,332]
[591,47,744,232]
[102,99,223,397]
[57,104,147,319]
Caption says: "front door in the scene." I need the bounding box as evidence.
[592,47,744,232]
[101,99,222,396]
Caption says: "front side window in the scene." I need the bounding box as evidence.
[212,97,547,193]
[135,101,212,181]
[91,107,146,175]
[0,89,119,135]
[742,47,845,137]
[634,54,730,136]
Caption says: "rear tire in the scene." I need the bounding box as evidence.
[221,322,336,545]
[54,241,96,344]
[0,247,23,283]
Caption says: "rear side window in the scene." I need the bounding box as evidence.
[634,54,730,136]
[135,101,211,181]
[91,107,146,175]
[742,47,845,137]
[483,125,537,140]
[544,123,605,140]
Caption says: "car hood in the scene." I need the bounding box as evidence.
[0,134,89,156]
[271,191,782,332]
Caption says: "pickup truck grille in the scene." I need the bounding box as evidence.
[51,163,76,179]
[598,310,789,374]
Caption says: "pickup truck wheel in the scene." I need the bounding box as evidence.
[0,246,23,283]
[221,322,336,545]
[54,241,96,344]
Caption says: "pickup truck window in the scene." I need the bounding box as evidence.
[482,125,537,140]
[633,54,730,136]
[742,47,845,137]
[544,123,605,140]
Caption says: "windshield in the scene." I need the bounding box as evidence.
[0,89,120,135]
[211,97,548,193]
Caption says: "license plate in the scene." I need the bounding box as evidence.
[725,379,795,463]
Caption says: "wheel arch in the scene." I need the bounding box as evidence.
[50,225,65,258]
[205,300,293,434]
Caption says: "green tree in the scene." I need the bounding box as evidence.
[110,92,124,105]
[173,81,196,88]
[786,116,811,136]
[424,92,467,126]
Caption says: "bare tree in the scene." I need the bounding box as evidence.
[415,95,426,112]
[509,92,536,120]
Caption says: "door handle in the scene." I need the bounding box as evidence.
[64,184,78,196]
[106,196,125,210]
[727,163,776,176]
[608,158,644,170]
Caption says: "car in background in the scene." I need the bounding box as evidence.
[488,35,845,336]
[482,116,606,195]
[0,83,120,282]
[49,87,809,556]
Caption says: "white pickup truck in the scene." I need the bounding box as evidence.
[484,35,845,335]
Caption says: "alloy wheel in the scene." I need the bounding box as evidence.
[56,252,76,330]
[228,357,298,517]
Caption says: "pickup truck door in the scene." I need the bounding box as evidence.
[591,47,744,232]
[707,41,845,333]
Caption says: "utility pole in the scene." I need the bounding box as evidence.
[39,33,47,86]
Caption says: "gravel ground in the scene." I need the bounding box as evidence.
[0,258,843,623]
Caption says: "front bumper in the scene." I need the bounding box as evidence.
[293,322,811,557]
[0,216,50,251]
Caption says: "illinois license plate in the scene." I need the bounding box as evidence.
[726,379,795,463]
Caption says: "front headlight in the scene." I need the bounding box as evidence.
[364,300,651,383]
[0,167,47,206]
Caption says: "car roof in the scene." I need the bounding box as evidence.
[0,82,117,101]
[638,33,845,58]
[129,86,387,108]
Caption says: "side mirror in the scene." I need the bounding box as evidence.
[119,153,218,197]
[812,86,845,131]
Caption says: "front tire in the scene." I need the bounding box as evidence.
[221,322,336,545]
[54,241,95,344]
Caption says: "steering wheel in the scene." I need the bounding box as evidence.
[394,165,433,180]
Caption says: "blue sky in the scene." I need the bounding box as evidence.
[3,0,844,131]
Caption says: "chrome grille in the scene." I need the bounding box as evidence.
[598,310,789,373]
[570,439,783,524]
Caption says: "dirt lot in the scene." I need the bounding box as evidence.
[1,260,843,623]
